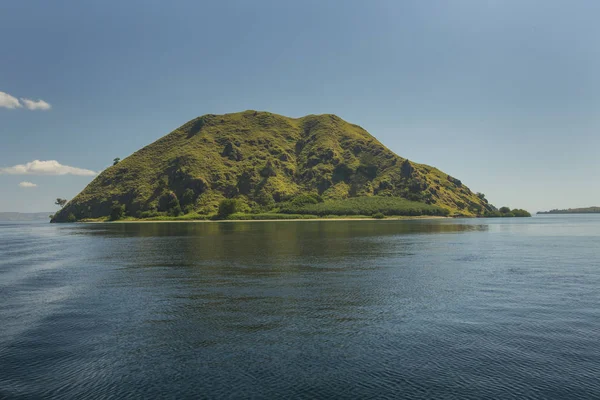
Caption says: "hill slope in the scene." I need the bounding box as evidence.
[53,111,494,221]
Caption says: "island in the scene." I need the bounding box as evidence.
[51,111,528,222]
[538,207,600,214]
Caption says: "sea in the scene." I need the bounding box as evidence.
[1,215,599,399]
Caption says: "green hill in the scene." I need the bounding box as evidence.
[52,111,495,222]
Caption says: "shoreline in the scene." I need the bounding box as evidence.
[80,215,451,224]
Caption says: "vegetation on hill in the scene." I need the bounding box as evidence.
[484,207,531,218]
[278,196,449,217]
[52,110,498,222]
[538,207,600,214]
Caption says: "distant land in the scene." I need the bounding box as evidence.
[538,207,600,214]
[0,212,52,221]
[52,110,528,222]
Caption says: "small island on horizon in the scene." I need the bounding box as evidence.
[50,111,530,223]
[537,207,600,214]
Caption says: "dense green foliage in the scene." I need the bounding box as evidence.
[484,207,531,218]
[279,196,450,217]
[217,199,240,218]
[511,209,531,217]
[52,111,495,222]
[538,207,600,214]
[158,192,182,216]
[110,203,126,220]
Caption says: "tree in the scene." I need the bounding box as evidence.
[158,192,182,216]
[255,189,275,209]
[110,202,125,221]
[511,209,531,217]
[218,199,239,218]
[499,206,511,214]
[180,188,196,214]
[55,198,67,208]
[181,188,195,207]
[113,158,121,166]
[290,194,320,207]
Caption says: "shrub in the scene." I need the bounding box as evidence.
[290,194,320,207]
[499,206,511,214]
[66,213,77,223]
[255,190,275,208]
[159,192,182,216]
[372,212,385,219]
[110,203,126,221]
[181,188,196,207]
[218,199,240,218]
[138,210,161,219]
[170,205,182,217]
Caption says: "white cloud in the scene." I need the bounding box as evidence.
[18,181,37,188]
[0,91,22,109]
[0,160,96,176]
[0,90,51,110]
[20,98,51,110]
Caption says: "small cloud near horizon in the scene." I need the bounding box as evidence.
[18,181,37,188]
[0,160,96,176]
[0,90,51,110]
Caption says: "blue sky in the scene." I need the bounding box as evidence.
[1,0,599,213]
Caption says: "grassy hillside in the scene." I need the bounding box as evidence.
[53,111,495,222]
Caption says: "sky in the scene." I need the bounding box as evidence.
[1,0,599,213]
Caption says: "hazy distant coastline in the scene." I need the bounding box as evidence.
[537,207,600,214]
[0,212,52,221]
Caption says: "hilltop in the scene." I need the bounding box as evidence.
[53,111,496,222]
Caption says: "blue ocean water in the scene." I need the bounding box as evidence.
[1,215,599,399]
